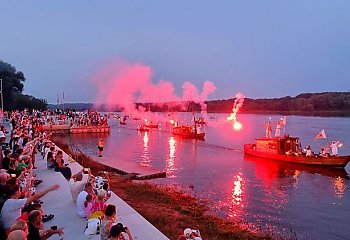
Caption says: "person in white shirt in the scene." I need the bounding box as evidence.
[330,141,340,156]
[0,184,59,230]
[76,182,95,218]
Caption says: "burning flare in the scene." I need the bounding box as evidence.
[227,93,245,131]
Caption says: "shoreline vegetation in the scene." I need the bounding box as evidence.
[48,92,350,117]
[54,139,272,240]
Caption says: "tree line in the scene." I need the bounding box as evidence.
[0,60,47,110]
[206,92,350,116]
[50,92,350,117]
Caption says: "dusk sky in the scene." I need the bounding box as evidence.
[1,1,349,103]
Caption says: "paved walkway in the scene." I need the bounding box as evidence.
[35,147,169,240]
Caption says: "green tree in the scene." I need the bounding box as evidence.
[0,60,47,110]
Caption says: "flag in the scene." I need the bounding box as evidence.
[314,129,327,141]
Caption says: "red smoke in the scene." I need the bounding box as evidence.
[92,59,216,116]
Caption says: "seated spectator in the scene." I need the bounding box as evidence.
[306,146,313,157]
[2,150,12,170]
[77,182,95,218]
[89,190,107,219]
[27,210,63,240]
[0,171,10,199]
[7,229,27,240]
[46,151,54,170]
[109,223,134,240]
[100,204,117,240]
[54,151,72,180]
[84,194,93,219]
[183,228,202,240]
[9,219,29,236]
[0,184,59,230]
[7,160,20,178]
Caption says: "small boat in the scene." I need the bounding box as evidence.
[143,119,159,128]
[172,116,205,140]
[194,117,206,125]
[115,115,128,125]
[137,125,150,132]
[146,123,159,128]
[244,136,350,168]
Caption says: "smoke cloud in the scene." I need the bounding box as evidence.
[92,59,217,118]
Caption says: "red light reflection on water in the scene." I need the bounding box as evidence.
[166,137,177,176]
[140,132,151,167]
[334,177,346,199]
[228,172,245,218]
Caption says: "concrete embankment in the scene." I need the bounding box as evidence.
[36,145,169,240]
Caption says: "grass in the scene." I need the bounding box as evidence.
[54,139,272,240]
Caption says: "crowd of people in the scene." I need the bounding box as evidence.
[0,109,203,240]
[0,110,65,239]
[70,111,109,127]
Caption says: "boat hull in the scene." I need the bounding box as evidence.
[172,126,205,140]
[244,144,350,168]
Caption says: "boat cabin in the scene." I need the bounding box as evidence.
[255,136,301,155]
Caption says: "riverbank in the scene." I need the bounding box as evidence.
[54,139,271,240]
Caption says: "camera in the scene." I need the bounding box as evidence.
[83,168,90,174]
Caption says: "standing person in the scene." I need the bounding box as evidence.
[275,120,282,137]
[330,141,340,156]
[265,121,272,138]
[98,138,104,157]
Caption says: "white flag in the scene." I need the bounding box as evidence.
[314,129,327,141]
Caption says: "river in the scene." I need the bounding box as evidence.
[55,113,350,240]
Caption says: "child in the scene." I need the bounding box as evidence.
[89,190,107,219]
[84,194,93,219]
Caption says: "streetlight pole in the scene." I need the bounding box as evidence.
[0,78,3,111]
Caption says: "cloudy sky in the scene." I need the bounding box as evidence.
[1,1,349,103]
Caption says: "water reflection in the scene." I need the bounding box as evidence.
[229,172,245,219]
[244,154,349,180]
[140,132,151,167]
[333,177,347,199]
[166,137,177,176]
[293,170,300,190]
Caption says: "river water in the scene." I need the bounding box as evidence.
[56,113,350,240]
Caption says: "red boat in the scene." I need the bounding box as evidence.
[137,125,150,132]
[143,119,159,128]
[172,116,205,140]
[244,136,350,168]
